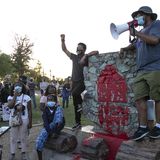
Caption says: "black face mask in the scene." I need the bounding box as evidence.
[76,47,84,54]
[77,50,83,55]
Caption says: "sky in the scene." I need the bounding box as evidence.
[0,0,159,79]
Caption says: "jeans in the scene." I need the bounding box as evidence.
[31,94,37,109]
[36,122,64,151]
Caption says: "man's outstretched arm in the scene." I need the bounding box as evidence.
[60,34,72,58]
[80,50,99,66]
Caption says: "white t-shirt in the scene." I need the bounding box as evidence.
[8,94,31,120]
[40,95,47,105]
[40,82,49,92]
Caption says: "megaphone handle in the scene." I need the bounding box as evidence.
[129,35,137,43]
[129,24,137,43]
[129,23,136,36]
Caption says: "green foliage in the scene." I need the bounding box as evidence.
[11,34,34,76]
[0,53,14,79]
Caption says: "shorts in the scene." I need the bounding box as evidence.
[133,71,160,101]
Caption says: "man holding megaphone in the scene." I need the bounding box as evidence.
[119,6,160,141]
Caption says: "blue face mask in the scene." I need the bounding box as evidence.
[47,101,56,108]
[135,16,144,26]
[14,86,22,93]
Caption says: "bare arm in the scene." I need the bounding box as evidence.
[80,50,99,65]
[40,102,45,111]
[8,95,17,109]
[129,24,159,45]
[27,100,32,129]
[8,91,19,109]
[136,31,159,45]
[119,44,135,58]
[87,50,99,57]
[60,34,72,58]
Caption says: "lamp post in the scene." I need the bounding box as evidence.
[50,69,52,80]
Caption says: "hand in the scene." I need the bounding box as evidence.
[129,26,137,36]
[88,50,99,57]
[14,90,20,97]
[60,34,65,41]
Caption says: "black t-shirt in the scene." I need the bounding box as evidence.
[70,53,88,82]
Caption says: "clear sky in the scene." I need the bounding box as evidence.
[0,0,159,78]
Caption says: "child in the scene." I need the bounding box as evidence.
[36,95,65,160]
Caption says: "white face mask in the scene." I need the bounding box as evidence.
[135,16,145,26]
[14,86,22,93]
[47,101,56,108]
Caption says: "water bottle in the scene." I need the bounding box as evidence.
[147,100,155,120]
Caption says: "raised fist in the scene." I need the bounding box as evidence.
[60,34,65,41]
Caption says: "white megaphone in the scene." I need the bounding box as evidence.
[110,16,144,39]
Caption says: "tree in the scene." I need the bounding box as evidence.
[11,34,34,76]
[26,60,43,82]
[0,52,14,78]
[34,60,42,76]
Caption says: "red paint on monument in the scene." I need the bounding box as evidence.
[97,65,129,136]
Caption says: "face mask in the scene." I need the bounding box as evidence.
[135,16,144,26]
[47,101,56,108]
[76,50,83,55]
[14,86,22,93]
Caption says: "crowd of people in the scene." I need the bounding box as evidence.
[0,75,71,160]
[0,5,160,160]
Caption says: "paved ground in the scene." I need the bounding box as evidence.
[1,124,93,160]
[1,123,43,160]
[0,91,93,160]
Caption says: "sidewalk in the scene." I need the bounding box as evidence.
[1,124,93,160]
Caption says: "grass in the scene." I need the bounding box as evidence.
[0,94,94,128]
[61,97,94,127]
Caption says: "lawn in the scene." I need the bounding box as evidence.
[0,94,94,128]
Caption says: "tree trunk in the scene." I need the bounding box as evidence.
[45,131,77,153]
[81,137,109,160]
[116,138,160,160]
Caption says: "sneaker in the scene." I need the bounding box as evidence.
[77,104,82,112]
[132,127,149,141]
[149,126,160,139]
[72,123,81,130]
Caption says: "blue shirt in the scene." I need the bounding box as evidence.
[135,20,160,72]
[42,105,64,133]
